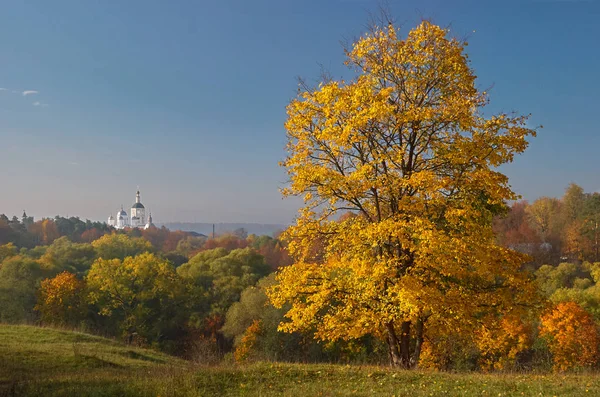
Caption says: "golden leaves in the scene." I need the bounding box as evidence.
[270,19,538,360]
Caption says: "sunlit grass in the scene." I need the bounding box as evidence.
[1,324,598,396]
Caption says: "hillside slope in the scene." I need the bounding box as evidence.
[2,324,600,396]
[0,324,185,396]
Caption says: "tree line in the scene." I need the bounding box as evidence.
[494,183,600,266]
[1,219,365,362]
[3,195,600,370]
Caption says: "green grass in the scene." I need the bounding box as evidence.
[1,324,599,396]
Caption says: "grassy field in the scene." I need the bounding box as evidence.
[1,324,599,396]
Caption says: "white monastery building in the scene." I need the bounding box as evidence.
[107,190,155,229]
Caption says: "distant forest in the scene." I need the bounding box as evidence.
[2,182,600,369]
[159,222,287,238]
[493,183,600,267]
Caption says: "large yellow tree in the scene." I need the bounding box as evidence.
[268,21,538,368]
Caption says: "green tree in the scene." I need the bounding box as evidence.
[175,236,206,257]
[0,243,17,263]
[86,253,189,348]
[535,263,581,297]
[562,184,585,222]
[0,255,46,322]
[91,233,153,260]
[38,236,96,275]
[178,247,271,316]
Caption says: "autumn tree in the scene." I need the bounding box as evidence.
[247,235,293,269]
[268,21,538,368]
[561,183,585,223]
[493,201,540,248]
[28,219,60,246]
[540,302,600,371]
[201,234,249,252]
[35,271,87,326]
[80,228,106,243]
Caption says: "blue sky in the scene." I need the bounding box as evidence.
[1,0,599,224]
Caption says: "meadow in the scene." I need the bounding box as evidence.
[1,324,598,397]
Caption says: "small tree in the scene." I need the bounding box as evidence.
[540,301,600,371]
[35,271,87,327]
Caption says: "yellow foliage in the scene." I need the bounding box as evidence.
[418,338,467,371]
[475,316,532,371]
[269,20,539,367]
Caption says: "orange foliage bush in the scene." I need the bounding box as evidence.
[540,301,600,371]
[35,271,86,326]
[234,319,262,362]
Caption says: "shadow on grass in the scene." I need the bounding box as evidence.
[75,354,122,369]
[118,350,167,364]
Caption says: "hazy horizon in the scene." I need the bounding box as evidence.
[2,0,599,224]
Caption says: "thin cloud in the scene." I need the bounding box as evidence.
[33,101,49,107]
[0,88,7,91]
[22,90,38,96]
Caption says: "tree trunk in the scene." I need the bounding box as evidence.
[386,319,422,369]
[386,321,402,367]
[410,317,424,368]
[400,321,411,368]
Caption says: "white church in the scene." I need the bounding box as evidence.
[107,190,155,230]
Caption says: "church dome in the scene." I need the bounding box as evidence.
[132,202,145,209]
[118,209,127,217]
